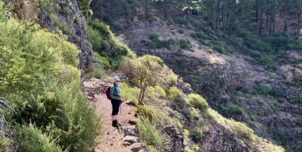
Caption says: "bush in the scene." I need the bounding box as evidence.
[188,93,208,112]
[143,34,175,49]
[0,14,101,151]
[166,74,177,86]
[88,19,136,65]
[228,119,257,141]
[253,85,285,97]
[168,87,185,103]
[229,104,244,115]
[177,29,184,34]
[137,105,154,121]
[120,83,140,105]
[179,39,190,49]
[189,129,202,142]
[14,124,63,152]
[88,25,102,52]
[148,86,166,98]
[174,17,188,25]
[137,117,164,149]
[0,133,9,152]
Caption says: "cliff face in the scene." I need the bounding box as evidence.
[39,0,92,70]
[12,0,93,70]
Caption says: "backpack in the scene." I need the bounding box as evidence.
[105,86,112,100]
[105,86,116,100]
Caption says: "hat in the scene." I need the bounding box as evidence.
[114,76,121,82]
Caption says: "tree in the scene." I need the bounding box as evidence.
[121,55,164,104]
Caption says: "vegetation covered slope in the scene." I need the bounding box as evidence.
[0,0,296,152]
[0,2,101,151]
[91,0,302,151]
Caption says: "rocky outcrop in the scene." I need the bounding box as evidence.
[37,0,92,70]
[202,123,249,152]
[163,126,184,152]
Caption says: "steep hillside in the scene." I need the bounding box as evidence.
[0,0,297,152]
[91,0,302,151]
[11,0,93,70]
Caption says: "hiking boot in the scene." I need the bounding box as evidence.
[112,120,118,127]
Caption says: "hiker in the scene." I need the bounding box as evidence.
[110,76,122,127]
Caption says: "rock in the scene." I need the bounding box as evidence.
[38,0,92,70]
[125,100,136,106]
[163,125,184,152]
[128,119,137,125]
[123,135,140,145]
[130,143,147,152]
[123,128,137,136]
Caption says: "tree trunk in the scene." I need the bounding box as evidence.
[255,0,259,22]
[284,7,288,33]
[259,9,263,34]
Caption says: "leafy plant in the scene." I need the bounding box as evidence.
[137,117,164,149]
[14,124,63,152]
[188,93,208,112]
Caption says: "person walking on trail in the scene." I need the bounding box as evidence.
[110,76,122,128]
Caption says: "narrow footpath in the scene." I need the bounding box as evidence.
[83,78,147,152]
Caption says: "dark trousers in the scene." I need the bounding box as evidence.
[111,99,121,116]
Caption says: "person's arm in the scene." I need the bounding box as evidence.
[110,86,120,100]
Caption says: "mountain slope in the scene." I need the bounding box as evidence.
[90,0,302,151]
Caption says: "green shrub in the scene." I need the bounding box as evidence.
[166,74,177,86]
[229,104,244,115]
[296,120,302,127]
[120,83,140,105]
[228,119,258,141]
[155,86,166,98]
[89,19,136,60]
[174,17,188,25]
[177,29,184,34]
[88,25,102,52]
[143,34,175,49]
[0,133,10,152]
[189,129,202,142]
[137,105,154,121]
[168,87,180,99]
[0,15,101,151]
[188,93,208,112]
[253,85,285,97]
[14,124,63,152]
[38,0,54,12]
[168,87,185,103]
[149,86,166,98]
[179,39,190,49]
[137,117,164,149]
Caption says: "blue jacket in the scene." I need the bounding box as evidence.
[110,84,121,100]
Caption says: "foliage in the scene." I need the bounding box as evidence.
[168,87,185,103]
[88,19,136,69]
[121,56,164,104]
[166,74,177,86]
[120,82,140,105]
[137,117,164,149]
[179,39,190,49]
[14,124,63,152]
[0,11,101,151]
[189,129,202,142]
[228,119,259,141]
[252,85,285,97]
[188,93,208,112]
[141,33,176,49]
[0,133,10,152]
[77,0,93,18]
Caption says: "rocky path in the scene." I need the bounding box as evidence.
[83,78,147,152]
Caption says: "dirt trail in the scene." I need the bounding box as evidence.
[83,78,139,152]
